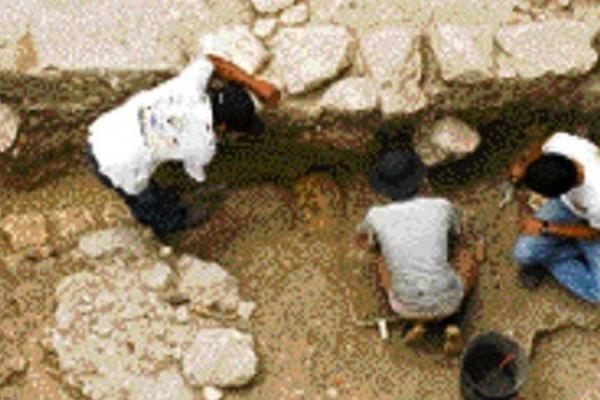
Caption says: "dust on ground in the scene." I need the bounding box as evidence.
[1,113,600,399]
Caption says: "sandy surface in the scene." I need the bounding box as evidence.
[1,128,600,398]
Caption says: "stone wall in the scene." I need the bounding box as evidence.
[2,0,600,175]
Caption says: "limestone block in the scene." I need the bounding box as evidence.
[280,3,309,26]
[429,24,495,83]
[253,17,278,39]
[320,77,378,113]
[272,25,355,94]
[199,25,270,74]
[182,328,258,387]
[495,20,598,79]
[250,0,295,13]
[360,26,427,116]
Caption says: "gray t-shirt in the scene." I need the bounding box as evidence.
[358,197,464,320]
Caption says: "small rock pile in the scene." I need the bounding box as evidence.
[46,228,258,400]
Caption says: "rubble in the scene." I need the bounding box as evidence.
[199,25,269,74]
[250,0,295,13]
[0,212,48,251]
[360,27,427,116]
[237,301,257,320]
[0,103,20,153]
[280,3,309,26]
[429,24,495,83]
[48,207,95,240]
[139,261,173,291]
[182,328,258,388]
[320,77,378,113]
[48,229,257,399]
[77,227,146,258]
[272,25,355,94]
[203,386,224,400]
[253,17,278,39]
[177,255,240,313]
[495,20,598,79]
[415,116,481,166]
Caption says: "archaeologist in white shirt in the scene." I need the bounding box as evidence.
[87,54,280,238]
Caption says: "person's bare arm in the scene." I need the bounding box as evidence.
[374,255,392,292]
[206,54,281,108]
[520,217,600,240]
[507,138,546,184]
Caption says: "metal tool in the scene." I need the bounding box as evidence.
[498,181,515,209]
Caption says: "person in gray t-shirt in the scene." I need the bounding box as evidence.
[357,143,481,355]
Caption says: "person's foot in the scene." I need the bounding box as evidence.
[402,322,426,345]
[443,325,464,356]
[518,267,546,290]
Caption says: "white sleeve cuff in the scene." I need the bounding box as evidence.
[184,160,207,183]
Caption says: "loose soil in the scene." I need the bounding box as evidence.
[1,108,600,399]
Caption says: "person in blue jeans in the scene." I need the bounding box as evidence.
[510,132,600,303]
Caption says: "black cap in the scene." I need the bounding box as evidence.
[368,149,427,201]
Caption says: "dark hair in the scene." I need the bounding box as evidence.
[522,153,579,197]
[208,83,261,135]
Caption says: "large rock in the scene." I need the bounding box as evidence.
[360,27,427,117]
[415,116,481,166]
[495,21,598,79]
[253,17,278,39]
[176,255,240,313]
[429,24,495,83]
[78,227,146,258]
[182,328,258,388]
[0,103,20,153]
[320,77,378,113]
[49,241,256,400]
[199,25,269,74]
[280,3,309,26]
[0,212,48,251]
[272,25,355,94]
[250,0,295,13]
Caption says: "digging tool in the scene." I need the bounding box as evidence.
[498,180,515,209]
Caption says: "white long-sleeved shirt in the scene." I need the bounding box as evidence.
[543,132,600,229]
[88,57,217,195]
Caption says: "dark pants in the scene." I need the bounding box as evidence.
[87,147,186,238]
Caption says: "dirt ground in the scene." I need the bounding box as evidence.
[1,114,600,399]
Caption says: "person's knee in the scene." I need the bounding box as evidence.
[513,238,541,267]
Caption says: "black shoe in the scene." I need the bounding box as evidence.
[518,267,546,290]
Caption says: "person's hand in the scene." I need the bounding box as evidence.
[356,232,370,250]
[519,218,543,236]
[508,161,526,184]
[254,80,281,108]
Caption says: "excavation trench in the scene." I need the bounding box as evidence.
[1,102,600,399]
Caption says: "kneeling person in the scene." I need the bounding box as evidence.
[510,131,600,302]
[87,55,280,238]
[358,196,479,355]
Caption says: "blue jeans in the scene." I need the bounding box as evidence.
[513,199,600,303]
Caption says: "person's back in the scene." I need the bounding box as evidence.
[362,197,464,320]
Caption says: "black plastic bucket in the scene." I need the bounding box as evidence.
[460,332,528,400]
